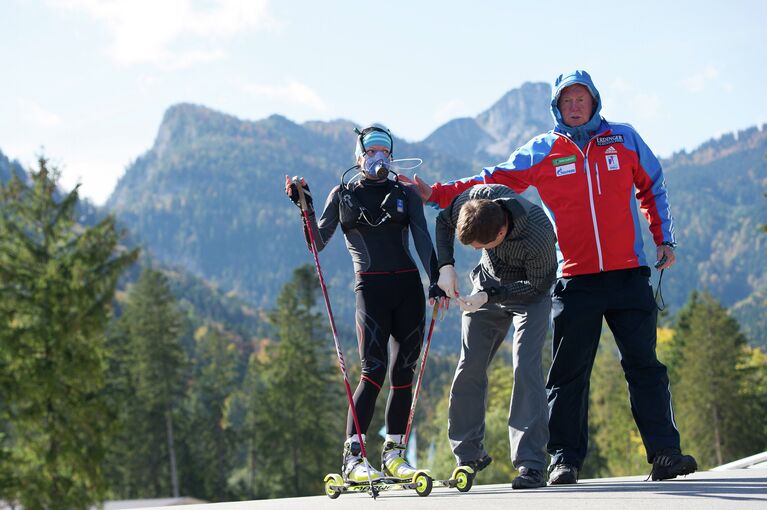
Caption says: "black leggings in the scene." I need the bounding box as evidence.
[346,270,425,437]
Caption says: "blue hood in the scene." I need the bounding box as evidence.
[551,70,603,148]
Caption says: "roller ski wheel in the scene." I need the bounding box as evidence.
[324,473,344,499]
[413,471,433,497]
[452,465,475,492]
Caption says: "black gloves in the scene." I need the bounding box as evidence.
[286,176,313,212]
[428,282,447,300]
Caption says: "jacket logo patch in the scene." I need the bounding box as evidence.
[596,135,624,146]
[555,162,577,176]
[397,198,405,213]
[605,145,617,154]
[552,155,577,166]
[605,154,620,171]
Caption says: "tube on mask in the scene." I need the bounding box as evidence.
[362,151,391,179]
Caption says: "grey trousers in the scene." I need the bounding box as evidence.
[448,295,550,471]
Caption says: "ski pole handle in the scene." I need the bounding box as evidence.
[292,176,309,212]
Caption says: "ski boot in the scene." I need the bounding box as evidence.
[342,437,383,484]
[381,439,420,480]
[380,436,433,497]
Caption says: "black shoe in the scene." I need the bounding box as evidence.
[512,467,546,489]
[650,448,697,481]
[459,454,493,473]
[548,463,578,485]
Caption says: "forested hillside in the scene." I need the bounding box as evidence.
[106,86,767,347]
[661,127,767,342]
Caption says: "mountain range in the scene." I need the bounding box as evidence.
[3,82,765,348]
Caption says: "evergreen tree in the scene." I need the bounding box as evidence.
[181,325,240,501]
[225,350,264,499]
[118,268,186,497]
[738,345,767,448]
[672,291,761,467]
[245,265,343,498]
[102,317,147,498]
[0,158,137,509]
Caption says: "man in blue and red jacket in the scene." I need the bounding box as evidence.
[409,70,696,483]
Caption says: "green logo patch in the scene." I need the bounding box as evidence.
[552,155,577,166]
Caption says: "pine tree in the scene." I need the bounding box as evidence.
[182,324,240,501]
[119,268,186,497]
[738,345,767,449]
[245,265,343,498]
[0,158,138,509]
[672,291,760,467]
[102,317,147,498]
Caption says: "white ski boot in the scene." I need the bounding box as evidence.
[381,435,419,480]
[342,436,383,484]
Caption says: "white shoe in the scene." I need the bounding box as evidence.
[342,439,382,483]
[381,440,419,480]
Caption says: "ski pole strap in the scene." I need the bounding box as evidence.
[654,268,666,312]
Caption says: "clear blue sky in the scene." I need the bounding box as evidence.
[2,0,765,204]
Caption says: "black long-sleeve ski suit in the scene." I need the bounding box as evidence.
[306,176,439,436]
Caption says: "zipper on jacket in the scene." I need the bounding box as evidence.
[583,152,604,271]
[595,162,602,195]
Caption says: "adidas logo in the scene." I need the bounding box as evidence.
[605,146,618,154]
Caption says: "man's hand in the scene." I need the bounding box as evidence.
[457,292,488,313]
[398,174,433,203]
[655,244,675,270]
[438,265,460,298]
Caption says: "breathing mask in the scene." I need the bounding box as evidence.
[362,150,392,179]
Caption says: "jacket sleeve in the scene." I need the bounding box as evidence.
[406,186,439,285]
[305,186,341,252]
[428,134,555,209]
[629,128,676,245]
[434,187,478,268]
[435,200,458,269]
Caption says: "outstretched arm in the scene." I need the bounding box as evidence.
[400,135,551,210]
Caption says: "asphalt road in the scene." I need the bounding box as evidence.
[124,469,766,510]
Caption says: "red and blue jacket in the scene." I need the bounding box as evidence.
[428,71,675,278]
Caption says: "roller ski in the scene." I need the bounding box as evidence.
[323,438,433,499]
[431,454,493,493]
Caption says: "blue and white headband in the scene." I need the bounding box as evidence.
[355,127,393,158]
